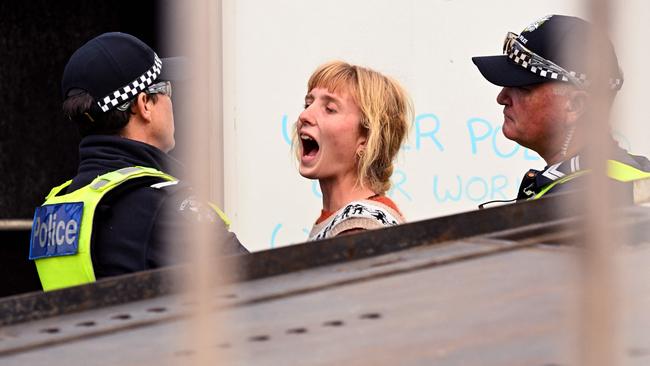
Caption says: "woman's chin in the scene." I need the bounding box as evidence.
[299,173,319,180]
[298,166,318,179]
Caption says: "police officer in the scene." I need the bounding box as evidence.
[29,32,247,291]
[472,15,650,201]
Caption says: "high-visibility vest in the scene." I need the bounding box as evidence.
[533,159,650,199]
[31,166,177,291]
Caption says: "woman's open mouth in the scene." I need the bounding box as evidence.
[300,133,320,163]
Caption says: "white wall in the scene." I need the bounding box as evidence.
[222,0,648,251]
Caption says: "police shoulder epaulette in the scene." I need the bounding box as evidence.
[150,180,180,189]
[149,180,193,195]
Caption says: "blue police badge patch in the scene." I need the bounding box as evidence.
[29,202,84,260]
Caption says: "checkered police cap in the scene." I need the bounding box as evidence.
[99,54,162,112]
[503,31,622,90]
[62,32,182,113]
[472,15,624,91]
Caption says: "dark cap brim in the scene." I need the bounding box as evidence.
[159,57,190,81]
[472,55,548,87]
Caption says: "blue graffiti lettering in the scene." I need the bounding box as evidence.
[523,147,540,161]
[491,175,509,200]
[467,118,492,155]
[465,177,489,201]
[281,114,292,146]
[434,175,512,203]
[467,117,538,160]
[415,113,444,151]
[492,125,519,158]
[312,180,322,198]
[270,223,282,249]
[433,175,463,202]
[269,223,312,249]
[388,169,412,201]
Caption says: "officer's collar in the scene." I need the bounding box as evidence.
[534,144,636,187]
[535,154,584,187]
[78,135,185,178]
[514,154,584,200]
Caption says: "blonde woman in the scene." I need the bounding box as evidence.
[295,61,413,241]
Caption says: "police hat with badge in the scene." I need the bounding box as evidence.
[472,14,624,91]
[61,32,186,120]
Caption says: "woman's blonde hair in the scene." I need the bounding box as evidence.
[297,60,413,194]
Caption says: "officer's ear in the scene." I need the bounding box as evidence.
[565,89,588,125]
[132,93,154,123]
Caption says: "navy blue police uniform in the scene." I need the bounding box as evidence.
[30,32,247,291]
[516,145,650,201]
[64,135,246,278]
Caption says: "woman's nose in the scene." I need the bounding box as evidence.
[299,105,315,126]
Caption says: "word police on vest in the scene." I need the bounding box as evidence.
[29,202,84,259]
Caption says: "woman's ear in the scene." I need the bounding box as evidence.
[355,134,368,160]
[357,134,367,151]
[358,120,369,145]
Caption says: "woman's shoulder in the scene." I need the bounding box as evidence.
[368,195,403,216]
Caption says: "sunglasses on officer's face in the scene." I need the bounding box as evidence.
[145,80,172,98]
[116,81,173,111]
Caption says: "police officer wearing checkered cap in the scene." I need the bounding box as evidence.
[472,14,650,203]
[29,32,247,292]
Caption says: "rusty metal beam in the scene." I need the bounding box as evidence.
[1,196,650,364]
[0,206,648,364]
[0,193,573,327]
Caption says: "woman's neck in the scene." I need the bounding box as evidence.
[319,174,376,212]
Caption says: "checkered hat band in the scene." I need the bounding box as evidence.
[97,54,163,112]
[507,49,622,90]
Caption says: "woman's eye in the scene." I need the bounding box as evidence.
[303,103,311,109]
[325,106,336,113]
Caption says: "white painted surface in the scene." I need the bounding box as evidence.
[221,0,648,251]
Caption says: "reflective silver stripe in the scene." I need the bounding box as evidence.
[116,167,143,175]
[151,181,179,189]
[90,179,110,190]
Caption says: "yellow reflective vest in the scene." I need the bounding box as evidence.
[31,166,177,291]
[533,160,650,199]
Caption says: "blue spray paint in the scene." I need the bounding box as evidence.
[270,223,282,249]
[312,180,322,198]
[433,175,463,202]
[388,169,412,201]
[281,114,292,146]
[415,113,444,151]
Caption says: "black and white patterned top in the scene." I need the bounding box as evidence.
[309,200,404,241]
